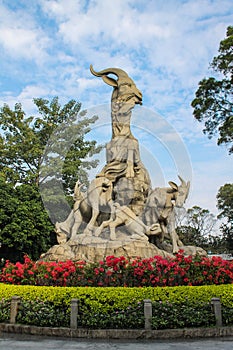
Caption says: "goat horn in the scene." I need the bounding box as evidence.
[178,175,186,186]
[90,65,129,80]
[178,175,190,198]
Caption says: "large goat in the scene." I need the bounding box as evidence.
[143,176,190,253]
[55,177,114,242]
[71,176,114,239]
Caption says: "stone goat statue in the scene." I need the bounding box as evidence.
[71,176,114,238]
[143,176,190,253]
[55,176,114,242]
[94,202,161,241]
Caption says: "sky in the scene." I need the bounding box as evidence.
[0,0,232,227]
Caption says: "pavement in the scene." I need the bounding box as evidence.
[1,333,233,350]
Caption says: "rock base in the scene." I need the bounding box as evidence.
[40,232,173,263]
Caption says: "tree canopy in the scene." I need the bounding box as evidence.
[191,26,233,154]
[0,97,101,191]
[176,205,219,252]
[0,177,55,262]
[217,183,233,253]
[0,97,101,261]
[217,183,233,222]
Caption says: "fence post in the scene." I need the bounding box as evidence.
[144,299,152,330]
[70,298,79,329]
[10,296,21,324]
[211,297,222,327]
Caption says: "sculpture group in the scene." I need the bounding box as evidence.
[42,65,206,262]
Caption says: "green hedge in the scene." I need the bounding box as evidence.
[1,284,233,329]
[1,283,233,312]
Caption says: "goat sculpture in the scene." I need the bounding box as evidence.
[90,65,142,139]
[43,64,205,264]
[55,177,114,242]
[71,176,114,239]
[143,176,190,253]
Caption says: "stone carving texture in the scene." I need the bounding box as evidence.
[41,66,206,262]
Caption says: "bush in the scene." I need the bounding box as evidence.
[151,301,215,329]
[1,284,233,327]
[1,296,233,329]
[1,253,233,287]
[222,306,233,326]
[1,284,233,309]
[0,298,11,322]
[78,302,145,329]
[16,300,70,327]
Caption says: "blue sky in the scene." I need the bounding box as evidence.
[0,0,232,224]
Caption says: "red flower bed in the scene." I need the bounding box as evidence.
[1,251,233,287]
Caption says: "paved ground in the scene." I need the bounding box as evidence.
[1,333,233,350]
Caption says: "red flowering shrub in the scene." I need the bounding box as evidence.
[1,251,233,287]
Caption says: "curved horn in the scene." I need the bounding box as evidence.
[90,65,129,80]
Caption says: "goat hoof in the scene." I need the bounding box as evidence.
[83,228,92,236]
[94,228,101,237]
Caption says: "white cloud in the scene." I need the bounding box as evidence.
[76,77,101,94]
[0,3,50,64]
[0,28,48,61]
[19,85,50,99]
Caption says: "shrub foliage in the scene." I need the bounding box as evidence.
[1,253,233,287]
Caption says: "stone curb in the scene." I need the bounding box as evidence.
[1,323,233,340]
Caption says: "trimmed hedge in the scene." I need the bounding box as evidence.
[1,283,233,311]
[1,284,233,329]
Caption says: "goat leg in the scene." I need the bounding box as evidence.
[84,208,99,235]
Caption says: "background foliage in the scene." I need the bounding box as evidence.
[217,183,233,253]
[191,26,233,154]
[0,97,101,262]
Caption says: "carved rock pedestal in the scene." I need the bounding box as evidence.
[40,231,173,263]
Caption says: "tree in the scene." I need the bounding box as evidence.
[217,183,233,221]
[191,26,233,154]
[0,97,101,261]
[0,176,55,262]
[0,97,101,190]
[176,206,218,251]
[217,183,233,253]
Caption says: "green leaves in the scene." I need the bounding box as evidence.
[151,301,215,329]
[211,26,233,77]
[217,183,233,222]
[0,97,101,189]
[0,96,101,260]
[217,183,233,253]
[176,206,217,251]
[0,179,55,262]
[191,26,233,154]
[0,102,41,184]
[1,285,233,329]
